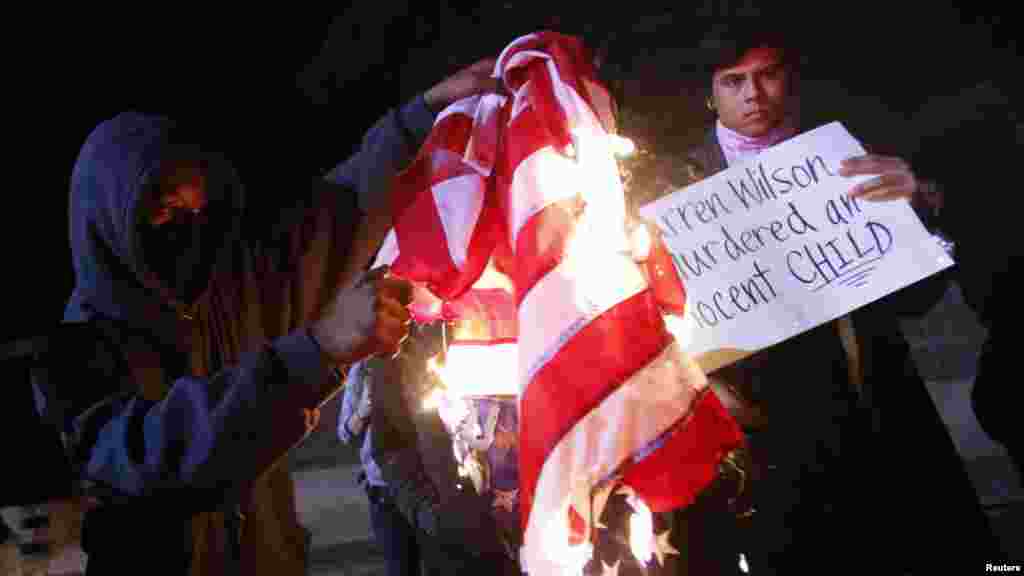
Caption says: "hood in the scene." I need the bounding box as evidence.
[64,112,244,345]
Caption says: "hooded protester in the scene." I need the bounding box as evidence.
[41,60,499,575]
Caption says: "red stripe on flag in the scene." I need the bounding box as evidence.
[646,231,688,316]
[502,104,560,185]
[391,111,499,300]
[391,113,475,224]
[450,191,501,300]
[392,176,457,289]
[512,196,583,305]
[526,63,573,152]
[518,289,673,529]
[430,113,475,155]
[622,390,744,512]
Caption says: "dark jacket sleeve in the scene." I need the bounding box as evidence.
[80,329,332,501]
[255,95,436,267]
[324,95,435,215]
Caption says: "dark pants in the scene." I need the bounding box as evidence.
[367,485,441,576]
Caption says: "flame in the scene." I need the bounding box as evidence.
[426,345,518,400]
[609,134,636,157]
[425,351,489,494]
[558,128,643,319]
[628,221,653,262]
[628,497,655,565]
[564,542,593,576]
[421,387,445,412]
[426,354,445,379]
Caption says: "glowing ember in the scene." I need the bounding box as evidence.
[628,497,655,565]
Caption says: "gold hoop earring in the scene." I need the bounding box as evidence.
[706,97,716,112]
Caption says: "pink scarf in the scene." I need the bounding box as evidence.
[716,118,797,166]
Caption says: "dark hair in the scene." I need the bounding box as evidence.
[696,19,797,83]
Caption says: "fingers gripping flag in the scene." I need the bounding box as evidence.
[374,32,743,574]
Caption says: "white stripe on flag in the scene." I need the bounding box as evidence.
[431,174,486,269]
[517,249,647,390]
[496,33,541,74]
[506,81,621,249]
[508,146,581,248]
[463,93,507,176]
[436,95,482,124]
[509,81,533,122]
[373,229,399,268]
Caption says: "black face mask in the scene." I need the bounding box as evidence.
[140,212,221,305]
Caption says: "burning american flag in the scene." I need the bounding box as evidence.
[372,31,743,574]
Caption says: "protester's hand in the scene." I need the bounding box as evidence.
[311,266,414,364]
[841,154,918,203]
[423,58,504,114]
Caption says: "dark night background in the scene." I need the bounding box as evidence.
[3,6,1017,342]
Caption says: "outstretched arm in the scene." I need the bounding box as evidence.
[80,329,334,502]
[79,267,413,505]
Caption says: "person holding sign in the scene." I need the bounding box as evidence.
[664,22,1005,574]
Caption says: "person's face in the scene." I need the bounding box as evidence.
[711,46,790,137]
[140,158,217,304]
[148,159,208,226]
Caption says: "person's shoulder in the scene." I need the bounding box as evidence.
[683,128,721,184]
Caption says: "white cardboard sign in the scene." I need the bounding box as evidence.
[639,122,953,372]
